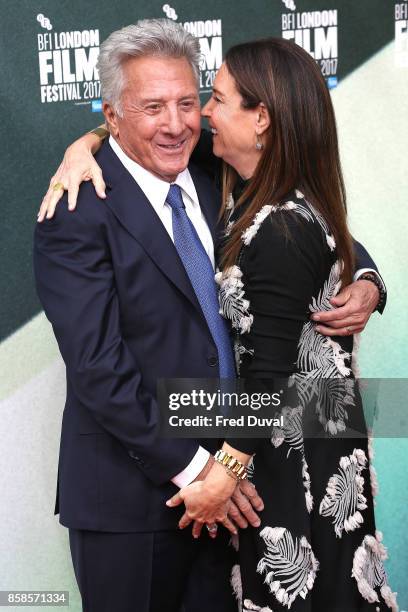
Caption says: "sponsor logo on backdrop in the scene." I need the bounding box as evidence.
[37,16,100,105]
[281,6,338,88]
[161,4,223,93]
[395,1,408,67]
[162,4,178,20]
[37,14,52,30]
[281,0,296,11]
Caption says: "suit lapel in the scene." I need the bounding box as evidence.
[100,144,202,313]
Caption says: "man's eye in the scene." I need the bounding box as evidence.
[146,105,161,112]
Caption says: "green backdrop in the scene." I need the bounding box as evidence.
[1,1,407,610]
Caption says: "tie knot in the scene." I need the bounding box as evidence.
[166,184,185,211]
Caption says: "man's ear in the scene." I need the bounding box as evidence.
[255,102,270,136]
[103,102,119,138]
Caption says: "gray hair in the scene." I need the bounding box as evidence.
[97,18,202,116]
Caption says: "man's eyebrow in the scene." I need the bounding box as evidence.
[179,94,199,101]
[138,97,165,105]
[138,93,198,104]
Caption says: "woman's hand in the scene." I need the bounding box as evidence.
[37,131,106,222]
[166,462,238,537]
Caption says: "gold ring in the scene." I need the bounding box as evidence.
[346,326,352,334]
[52,181,65,192]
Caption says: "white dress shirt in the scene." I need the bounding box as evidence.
[110,137,210,487]
[110,137,214,267]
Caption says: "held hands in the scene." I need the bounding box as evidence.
[37,132,106,222]
[311,279,380,336]
[166,462,264,539]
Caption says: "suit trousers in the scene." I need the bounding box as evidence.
[69,527,237,612]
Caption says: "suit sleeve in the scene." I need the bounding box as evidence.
[353,238,378,272]
[33,202,199,486]
[353,239,387,313]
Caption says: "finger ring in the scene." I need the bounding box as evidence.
[206,523,218,533]
[52,181,65,192]
[346,326,352,334]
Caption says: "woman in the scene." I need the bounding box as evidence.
[38,38,395,611]
[164,39,396,611]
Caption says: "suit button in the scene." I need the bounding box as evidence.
[207,355,218,367]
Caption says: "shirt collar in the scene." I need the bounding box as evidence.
[109,136,199,209]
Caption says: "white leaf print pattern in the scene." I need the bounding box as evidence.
[319,449,368,537]
[352,531,398,610]
[271,405,314,513]
[271,406,304,454]
[231,563,243,603]
[257,527,319,609]
[243,600,274,611]
[315,377,354,435]
[242,205,274,245]
[216,266,253,334]
[297,260,352,379]
[241,200,315,246]
[231,565,274,611]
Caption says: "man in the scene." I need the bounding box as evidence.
[35,19,261,612]
[34,18,384,612]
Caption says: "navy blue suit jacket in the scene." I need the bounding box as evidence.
[34,138,381,532]
[34,141,224,531]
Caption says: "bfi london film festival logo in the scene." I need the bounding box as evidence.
[395,1,408,67]
[280,1,338,88]
[162,4,223,93]
[36,14,101,110]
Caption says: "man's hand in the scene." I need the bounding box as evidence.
[37,132,106,222]
[166,462,238,538]
[178,476,263,539]
[228,480,264,529]
[166,479,237,537]
[311,280,379,336]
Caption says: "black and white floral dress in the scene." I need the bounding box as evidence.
[216,188,398,612]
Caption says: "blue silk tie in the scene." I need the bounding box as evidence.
[166,184,235,378]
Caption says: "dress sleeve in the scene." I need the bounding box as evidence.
[227,211,327,455]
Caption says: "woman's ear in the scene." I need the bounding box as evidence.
[255,102,271,136]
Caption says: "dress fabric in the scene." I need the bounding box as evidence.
[217,187,397,612]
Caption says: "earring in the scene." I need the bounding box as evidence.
[255,134,263,150]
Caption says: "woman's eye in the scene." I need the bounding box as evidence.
[212,95,222,103]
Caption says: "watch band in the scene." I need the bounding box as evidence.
[214,450,248,481]
[357,272,386,312]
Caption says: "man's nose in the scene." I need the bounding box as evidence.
[164,107,184,135]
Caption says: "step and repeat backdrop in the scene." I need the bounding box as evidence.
[1,1,407,610]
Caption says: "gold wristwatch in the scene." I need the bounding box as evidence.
[214,450,248,481]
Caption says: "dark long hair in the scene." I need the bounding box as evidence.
[221,38,354,284]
